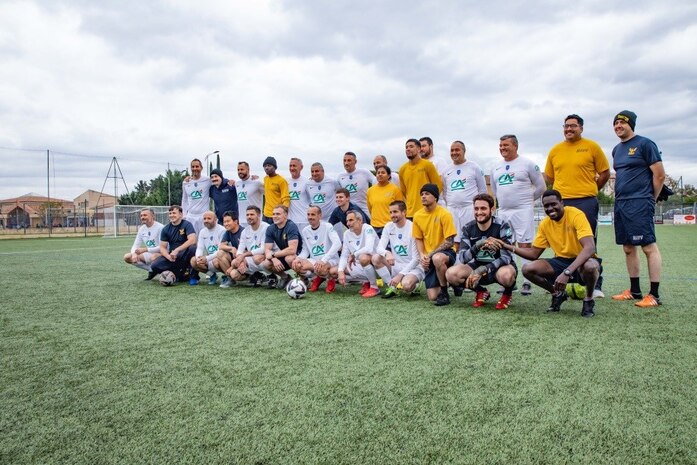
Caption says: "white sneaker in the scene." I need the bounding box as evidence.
[592,289,605,299]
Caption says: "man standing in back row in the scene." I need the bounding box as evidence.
[399,138,443,219]
[610,110,665,308]
[262,157,290,224]
[545,114,610,298]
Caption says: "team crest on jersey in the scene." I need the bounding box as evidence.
[393,245,408,256]
[290,191,300,200]
[191,190,202,199]
[282,234,286,240]
[312,193,326,203]
[498,173,515,185]
[534,165,540,171]
[179,228,185,235]
[450,179,466,190]
[398,233,402,239]
[629,147,637,156]
[312,244,325,256]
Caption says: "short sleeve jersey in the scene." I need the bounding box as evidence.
[132,221,164,253]
[182,177,211,217]
[265,219,303,254]
[442,161,487,208]
[612,135,662,201]
[263,175,290,217]
[160,220,196,251]
[301,221,341,262]
[412,205,457,254]
[533,206,594,259]
[491,156,546,210]
[366,183,404,228]
[378,220,419,271]
[236,178,264,225]
[545,138,610,199]
[337,168,376,213]
[329,202,370,228]
[238,222,269,255]
[306,177,341,219]
[196,224,227,257]
[398,159,443,217]
[222,226,244,250]
[287,176,311,225]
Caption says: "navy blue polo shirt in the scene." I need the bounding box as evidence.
[210,178,239,223]
[160,219,195,250]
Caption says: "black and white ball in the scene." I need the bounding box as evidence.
[286,278,307,299]
[159,270,176,286]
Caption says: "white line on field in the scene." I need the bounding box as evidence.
[0,245,126,255]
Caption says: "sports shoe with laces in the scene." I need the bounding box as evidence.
[452,285,464,297]
[266,276,278,289]
[363,287,380,298]
[520,283,532,296]
[472,290,491,308]
[208,273,218,285]
[592,289,605,299]
[325,279,336,293]
[219,276,235,288]
[277,275,291,290]
[249,271,264,287]
[635,294,662,308]
[309,276,324,292]
[495,294,512,310]
[547,291,568,312]
[612,289,641,300]
[358,282,371,295]
[434,290,450,306]
[581,299,595,318]
[381,286,398,299]
[189,277,199,286]
[145,271,158,281]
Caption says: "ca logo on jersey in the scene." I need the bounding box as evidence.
[191,190,202,200]
[238,192,247,200]
[312,244,325,256]
[290,191,300,200]
[207,245,219,254]
[498,173,515,186]
[450,179,467,191]
[346,183,358,193]
[393,245,408,256]
[145,240,156,247]
[312,193,326,203]
[250,244,260,251]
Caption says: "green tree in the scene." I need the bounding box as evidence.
[119,169,188,206]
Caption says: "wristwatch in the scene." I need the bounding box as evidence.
[563,269,572,277]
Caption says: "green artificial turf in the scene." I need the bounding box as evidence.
[1,226,696,464]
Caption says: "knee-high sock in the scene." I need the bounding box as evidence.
[376,266,392,285]
[363,264,378,287]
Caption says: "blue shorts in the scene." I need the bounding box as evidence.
[545,257,585,285]
[614,199,656,246]
[424,249,456,289]
[563,197,599,238]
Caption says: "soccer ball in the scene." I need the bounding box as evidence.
[566,282,586,300]
[286,278,307,299]
[159,270,176,286]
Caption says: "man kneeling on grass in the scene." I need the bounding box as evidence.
[446,193,517,310]
[492,189,600,318]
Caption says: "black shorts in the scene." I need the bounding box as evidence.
[424,249,457,289]
[614,198,656,246]
[470,261,517,286]
[373,227,384,238]
[563,197,599,238]
[544,256,597,285]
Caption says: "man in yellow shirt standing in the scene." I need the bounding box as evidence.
[262,156,290,224]
[494,189,600,318]
[367,164,404,236]
[399,139,442,219]
[545,114,610,298]
[412,183,457,306]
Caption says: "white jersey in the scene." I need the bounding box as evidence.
[390,172,400,188]
[287,176,311,227]
[299,221,342,262]
[442,161,487,208]
[423,155,449,177]
[491,156,546,211]
[237,222,270,256]
[131,221,164,253]
[337,168,376,213]
[196,223,226,257]
[305,177,341,220]
[376,220,419,273]
[236,177,264,226]
[182,176,211,217]
[339,224,378,270]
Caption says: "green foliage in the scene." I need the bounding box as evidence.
[119,169,188,206]
[1,227,697,464]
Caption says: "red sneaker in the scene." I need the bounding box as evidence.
[472,290,491,308]
[358,282,371,295]
[363,287,380,298]
[325,279,336,294]
[309,276,324,292]
[495,294,512,310]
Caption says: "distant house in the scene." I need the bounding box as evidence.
[74,190,118,213]
[0,193,75,229]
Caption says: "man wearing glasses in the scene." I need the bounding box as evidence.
[544,114,610,298]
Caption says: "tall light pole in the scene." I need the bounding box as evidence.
[203,150,220,177]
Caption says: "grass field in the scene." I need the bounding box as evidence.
[1,225,696,464]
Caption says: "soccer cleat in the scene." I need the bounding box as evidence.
[496,285,517,294]
[325,279,337,294]
[145,271,158,281]
[520,283,532,296]
[495,294,512,310]
[363,287,380,298]
[249,271,263,287]
[189,277,199,286]
[581,299,596,318]
[309,276,325,292]
[208,273,218,285]
[634,294,662,308]
[472,290,491,308]
[452,285,464,297]
[277,275,291,290]
[219,277,235,288]
[358,282,371,295]
[381,286,398,299]
[547,291,568,312]
[434,290,450,306]
[612,289,640,300]
[266,276,278,289]
[592,289,605,299]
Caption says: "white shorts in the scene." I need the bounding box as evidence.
[141,252,155,265]
[244,256,267,275]
[344,264,368,282]
[448,206,474,242]
[307,256,339,268]
[185,214,204,234]
[497,208,535,244]
[393,263,425,281]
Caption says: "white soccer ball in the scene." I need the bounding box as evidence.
[286,278,307,299]
[159,270,176,286]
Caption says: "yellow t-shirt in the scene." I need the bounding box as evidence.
[398,158,443,217]
[544,138,610,199]
[263,175,290,217]
[366,183,404,228]
[533,206,594,258]
[412,205,457,254]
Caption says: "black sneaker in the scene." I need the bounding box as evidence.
[266,276,278,289]
[547,291,568,312]
[452,285,464,297]
[145,271,157,281]
[434,291,450,306]
[249,271,264,287]
[581,299,596,318]
[520,283,532,296]
[277,275,291,290]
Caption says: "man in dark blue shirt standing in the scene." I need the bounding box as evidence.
[150,205,198,284]
[262,205,302,289]
[610,110,665,307]
[329,188,370,230]
[209,168,238,225]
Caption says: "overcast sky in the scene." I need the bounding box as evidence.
[1,0,696,201]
